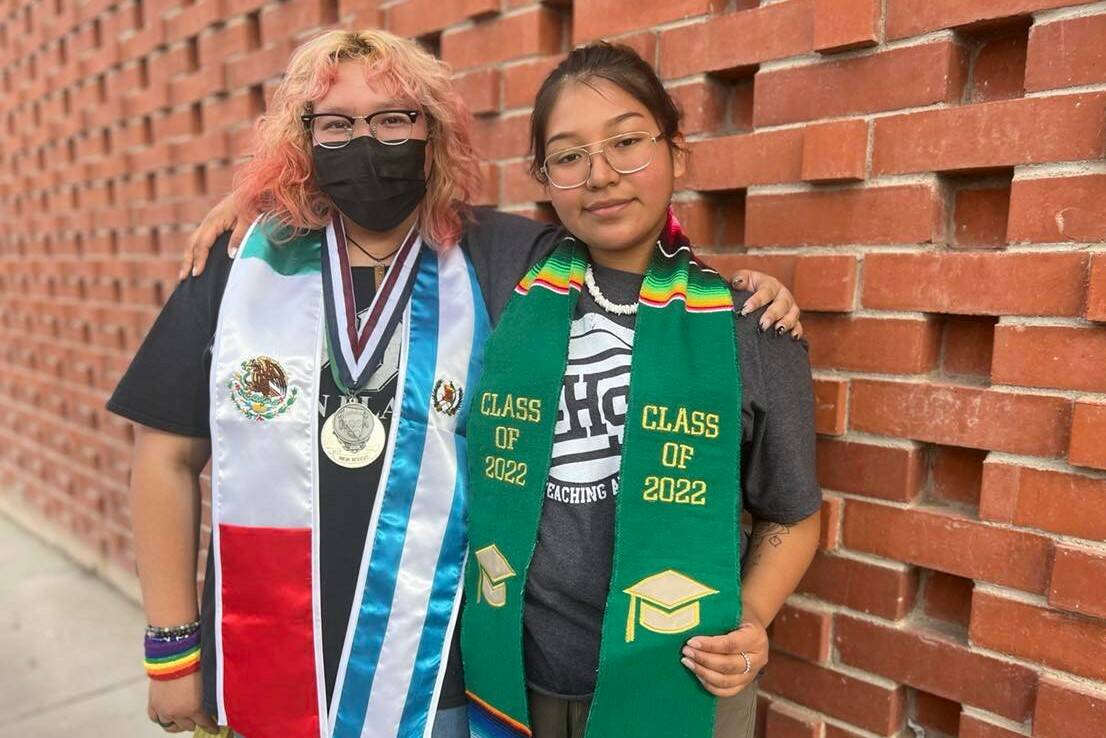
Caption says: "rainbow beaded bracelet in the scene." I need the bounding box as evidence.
[144,630,201,681]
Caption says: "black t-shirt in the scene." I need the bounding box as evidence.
[106,209,559,714]
[522,262,822,699]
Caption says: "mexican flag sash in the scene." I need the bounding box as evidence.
[209,216,489,738]
[462,213,742,738]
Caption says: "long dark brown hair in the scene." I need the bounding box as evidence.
[529,41,686,181]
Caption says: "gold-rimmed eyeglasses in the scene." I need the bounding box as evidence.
[302,110,421,149]
[541,131,661,189]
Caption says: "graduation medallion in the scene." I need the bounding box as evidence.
[321,401,386,468]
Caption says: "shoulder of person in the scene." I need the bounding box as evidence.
[466,207,563,243]
[728,286,810,365]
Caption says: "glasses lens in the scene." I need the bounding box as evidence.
[545,148,590,188]
[605,133,654,173]
[312,115,353,148]
[371,112,415,144]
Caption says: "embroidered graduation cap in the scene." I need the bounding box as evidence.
[623,569,719,643]
[475,544,516,608]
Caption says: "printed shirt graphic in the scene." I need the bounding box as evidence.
[547,312,636,506]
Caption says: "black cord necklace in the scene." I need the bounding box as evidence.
[347,233,401,265]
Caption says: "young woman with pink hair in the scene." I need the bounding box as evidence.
[110,29,799,738]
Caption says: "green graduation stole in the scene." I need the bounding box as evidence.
[463,213,742,738]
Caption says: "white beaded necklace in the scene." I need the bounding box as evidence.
[584,263,639,316]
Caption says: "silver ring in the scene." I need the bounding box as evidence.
[739,651,752,675]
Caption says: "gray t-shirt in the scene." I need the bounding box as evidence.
[522,262,821,699]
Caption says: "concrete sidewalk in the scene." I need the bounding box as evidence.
[0,515,165,738]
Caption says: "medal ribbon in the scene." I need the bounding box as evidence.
[322,214,422,395]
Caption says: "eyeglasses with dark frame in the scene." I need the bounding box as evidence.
[541,131,662,190]
[301,110,421,149]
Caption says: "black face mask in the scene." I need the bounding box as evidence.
[312,136,427,232]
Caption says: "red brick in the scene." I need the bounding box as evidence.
[574,0,715,43]
[993,325,1106,393]
[818,496,842,550]
[611,32,658,69]
[770,602,831,662]
[764,701,822,738]
[813,0,879,53]
[804,315,940,374]
[980,463,1106,542]
[453,68,499,116]
[1049,544,1106,620]
[1089,254,1106,323]
[502,55,564,109]
[798,551,918,620]
[680,130,804,191]
[753,41,965,126]
[388,0,499,39]
[501,159,546,204]
[823,727,865,738]
[792,255,856,312]
[472,114,530,160]
[842,499,1052,593]
[958,713,1025,738]
[165,0,224,42]
[667,80,728,136]
[952,185,1010,247]
[861,252,1088,317]
[760,652,904,735]
[836,616,1037,721]
[1026,13,1106,92]
[812,378,847,436]
[746,185,944,247]
[658,0,815,79]
[706,254,857,313]
[941,316,995,377]
[1070,400,1106,471]
[930,446,985,508]
[257,0,336,40]
[1008,174,1106,243]
[913,690,961,737]
[224,41,294,89]
[968,27,1029,103]
[816,438,924,502]
[197,20,255,66]
[441,8,563,71]
[851,379,1071,457]
[872,93,1106,175]
[885,0,1075,40]
[970,590,1106,681]
[1033,675,1106,738]
[800,119,868,183]
[923,570,974,629]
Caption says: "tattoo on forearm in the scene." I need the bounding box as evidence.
[744,522,792,569]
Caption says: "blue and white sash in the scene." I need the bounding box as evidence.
[209,216,489,738]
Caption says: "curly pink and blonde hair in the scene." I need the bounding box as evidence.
[233,30,481,247]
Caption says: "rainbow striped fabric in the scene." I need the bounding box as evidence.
[515,212,733,314]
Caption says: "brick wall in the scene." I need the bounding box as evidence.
[2,0,1105,736]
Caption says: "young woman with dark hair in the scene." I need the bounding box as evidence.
[460,42,821,738]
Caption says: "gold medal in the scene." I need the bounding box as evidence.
[321,400,386,468]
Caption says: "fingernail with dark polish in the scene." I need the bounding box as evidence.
[776,326,785,336]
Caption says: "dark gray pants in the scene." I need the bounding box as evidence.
[527,684,757,738]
